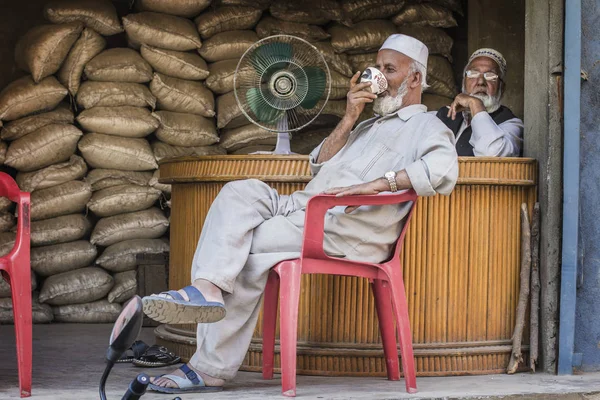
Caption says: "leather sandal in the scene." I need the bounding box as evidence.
[133,344,181,368]
[117,340,149,364]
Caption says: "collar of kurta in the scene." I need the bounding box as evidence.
[374,104,428,122]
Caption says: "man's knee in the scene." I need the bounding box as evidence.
[223,179,268,194]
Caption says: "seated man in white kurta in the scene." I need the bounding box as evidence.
[143,34,459,394]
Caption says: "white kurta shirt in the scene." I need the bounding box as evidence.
[284,104,459,261]
[430,109,524,157]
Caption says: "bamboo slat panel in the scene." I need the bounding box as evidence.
[156,155,537,377]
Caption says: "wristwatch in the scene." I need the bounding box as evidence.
[384,171,397,192]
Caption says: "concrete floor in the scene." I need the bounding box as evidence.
[1,324,600,400]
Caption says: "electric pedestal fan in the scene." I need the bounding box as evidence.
[234,35,332,154]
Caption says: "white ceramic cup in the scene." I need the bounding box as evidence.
[360,67,388,95]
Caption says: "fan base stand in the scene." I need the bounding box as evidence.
[271,131,295,155]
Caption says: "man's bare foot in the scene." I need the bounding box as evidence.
[150,363,225,389]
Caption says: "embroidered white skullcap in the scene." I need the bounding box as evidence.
[379,34,429,69]
[468,48,507,78]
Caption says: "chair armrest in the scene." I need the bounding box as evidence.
[301,189,418,260]
[0,172,23,203]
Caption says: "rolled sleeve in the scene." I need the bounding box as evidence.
[308,139,326,176]
[405,159,436,196]
[470,112,524,157]
[405,120,458,197]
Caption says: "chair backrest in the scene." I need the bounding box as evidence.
[0,172,22,203]
[389,197,418,263]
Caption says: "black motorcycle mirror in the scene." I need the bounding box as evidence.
[100,296,144,400]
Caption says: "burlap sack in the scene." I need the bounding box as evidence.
[423,93,452,112]
[398,26,454,61]
[426,55,457,98]
[77,81,156,109]
[16,155,87,192]
[0,273,37,298]
[1,104,74,141]
[97,238,169,272]
[52,299,121,323]
[31,180,92,221]
[219,124,277,152]
[0,293,53,324]
[140,45,209,81]
[123,12,202,51]
[15,22,84,83]
[0,212,15,233]
[256,16,329,42]
[58,28,106,96]
[153,111,218,146]
[85,169,153,191]
[150,73,215,117]
[44,0,123,36]
[342,0,406,23]
[195,7,262,39]
[30,214,92,247]
[0,142,6,165]
[78,133,158,171]
[216,91,248,129]
[348,52,376,74]
[148,170,171,194]
[269,0,345,25]
[312,42,353,77]
[330,70,350,100]
[76,107,159,137]
[0,76,68,122]
[0,198,12,214]
[152,141,225,162]
[329,20,397,54]
[136,0,211,18]
[85,48,153,83]
[205,59,253,95]
[291,128,329,155]
[392,3,457,28]
[216,0,271,10]
[107,271,137,303]
[31,240,97,277]
[0,232,15,257]
[39,267,113,306]
[198,30,258,63]
[90,207,169,246]
[4,124,82,172]
[88,184,162,217]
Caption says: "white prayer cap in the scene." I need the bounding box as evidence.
[468,48,507,78]
[379,34,429,68]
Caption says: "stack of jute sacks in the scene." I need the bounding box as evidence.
[0,0,170,324]
[120,0,460,154]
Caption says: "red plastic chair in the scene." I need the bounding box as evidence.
[0,172,32,398]
[262,189,418,397]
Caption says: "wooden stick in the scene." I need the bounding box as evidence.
[529,203,541,371]
[507,203,532,374]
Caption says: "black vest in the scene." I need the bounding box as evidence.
[436,106,517,156]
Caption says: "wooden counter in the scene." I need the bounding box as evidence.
[155,155,537,377]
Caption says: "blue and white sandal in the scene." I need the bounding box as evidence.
[148,364,224,394]
[142,285,226,324]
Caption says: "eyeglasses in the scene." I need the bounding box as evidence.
[465,70,500,82]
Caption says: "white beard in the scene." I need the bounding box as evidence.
[373,79,409,116]
[466,87,502,114]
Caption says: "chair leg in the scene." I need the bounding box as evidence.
[384,268,417,394]
[372,280,400,381]
[10,265,32,398]
[276,260,302,397]
[262,270,280,380]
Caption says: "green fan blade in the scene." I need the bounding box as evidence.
[249,42,294,74]
[246,88,284,124]
[300,67,327,109]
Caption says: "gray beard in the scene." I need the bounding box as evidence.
[464,87,502,114]
[373,79,409,116]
